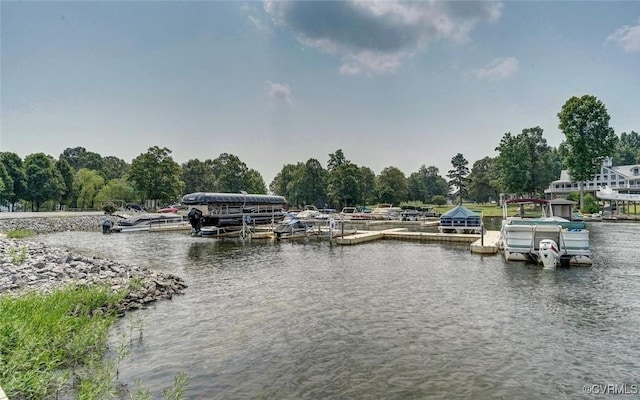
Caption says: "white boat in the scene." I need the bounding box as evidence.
[199,225,245,238]
[273,219,312,240]
[110,213,190,233]
[338,207,374,220]
[371,204,402,220]
[499,199,591,269]
[315,208,337,220]
[584,212,603,222]
[296,206,321,219]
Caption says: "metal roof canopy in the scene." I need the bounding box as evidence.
[181,192,287,205]
[440,205,481,219]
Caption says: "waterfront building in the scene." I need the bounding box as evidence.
[545,157,640,199]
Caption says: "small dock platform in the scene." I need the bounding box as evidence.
[334,228,404,245]
[0,385,7,400]
[149,224,191,232]
[470,230,501,254]
[335,227,502,255]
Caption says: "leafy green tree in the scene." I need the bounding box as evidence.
[181,159,217,194]
[74,169,105,209]
[327,149,349,172]
[467,157,499,203]
[94,178,137,206]
[582,193,601,214]
[376,166,408,205]
[296,158,327,207]
[211,153,245,192]
[270,163,303,202]
[127,146,185,206]
[59,147,103,171]
[0,162,13,207]
[494,128,557,197]
[358,166,377,206]
[407,165,448,204]
[407,171,425,202]
[558,95,617,208]
[210,153,266,194]
[548,147,564,184]
[425,166,448,203]
[101,156,130,181]
[0,152,27,211]
[494,132,530,195]
[431,195,447,206]
[522,127,557,196]
[613,131,640,166]
[327,162,361,208]
[447,153,469,205]
[244,169,268,194]
[55,159,75,210]
[23,153,65,211]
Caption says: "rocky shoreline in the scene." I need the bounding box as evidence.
[0,215,187,313]
[0,214,112,234]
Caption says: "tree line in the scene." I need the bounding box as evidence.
[0,95,637,212]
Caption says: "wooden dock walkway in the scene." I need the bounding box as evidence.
[335,228,501,255]
[470,230,501,254]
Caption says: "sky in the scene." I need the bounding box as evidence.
[1,1,639,186]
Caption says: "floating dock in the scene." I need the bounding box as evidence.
[149,224,191,232]
[470,230,501,254]
[335,227,501,255]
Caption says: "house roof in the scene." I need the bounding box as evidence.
[554,163,640,183]
[549,198,577,205]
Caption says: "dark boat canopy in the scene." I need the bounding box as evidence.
[181,192,287,205]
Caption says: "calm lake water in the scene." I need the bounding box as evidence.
[38,222,640,399]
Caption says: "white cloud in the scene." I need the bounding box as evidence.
[265,81,292,105]
[476,57,519,80]
[607,20,640,53]
[243,2,269,31]
[264,0,502,76]
[247,15,264,30]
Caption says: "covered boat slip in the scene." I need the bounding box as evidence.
[182,192,288,232]
[181,192,287,206]
[438,205,482,234]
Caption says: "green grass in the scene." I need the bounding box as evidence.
[0,285,125,399]
[0,284,191,399]
[4,228,36,238]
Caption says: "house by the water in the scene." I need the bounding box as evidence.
[544,157,640,200]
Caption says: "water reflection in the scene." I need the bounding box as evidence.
[35,223,640,399]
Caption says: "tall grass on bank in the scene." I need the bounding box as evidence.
[4,228,36,239]
[0,285,125,399]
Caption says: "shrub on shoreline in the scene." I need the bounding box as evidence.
[4,228,35,238]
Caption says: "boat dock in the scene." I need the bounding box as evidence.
[0,385,7,400]
[335,227,501,255]
[149,224,191,232]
